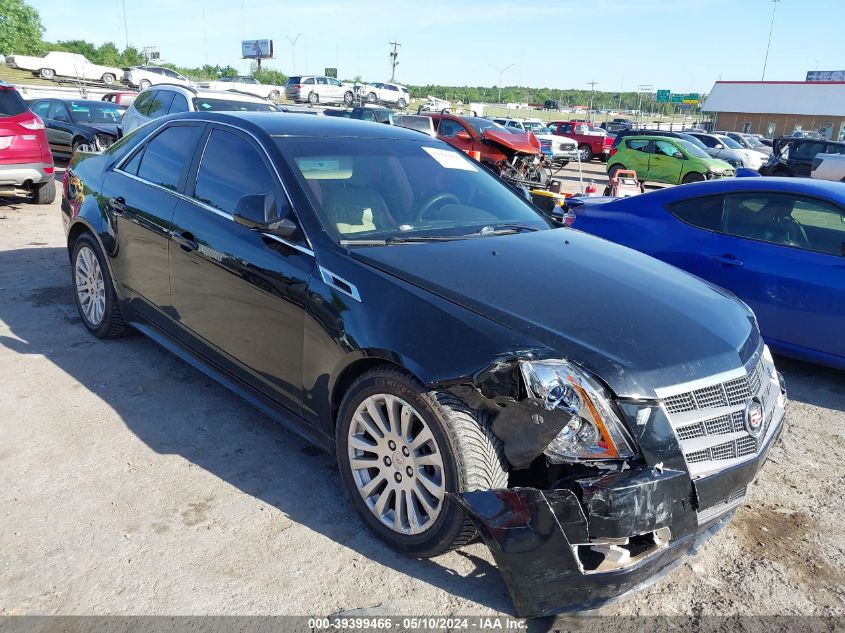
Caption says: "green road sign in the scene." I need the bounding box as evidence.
[656,89,670,103]
[670,94,684,103]
[683,92,700,104]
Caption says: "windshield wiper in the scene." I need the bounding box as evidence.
[469,224,541,237]
[340,235,466,246]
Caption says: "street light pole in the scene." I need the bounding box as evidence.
[286,34,302,74]
[586,80,598,118]
[489,63,514,104]
[762,0,781,80]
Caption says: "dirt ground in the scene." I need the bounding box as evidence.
[0,168,843,628]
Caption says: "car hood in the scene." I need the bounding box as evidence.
[536,133,576,146]
[482,129,539,154]
[351,229,759,398]
[81,123,120,136]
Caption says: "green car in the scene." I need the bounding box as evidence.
[607,135,735,185]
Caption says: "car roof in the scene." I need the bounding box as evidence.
[160,111,434,140]
[150,84,267,102]
[32,98,115,106]
[609,177,845,206]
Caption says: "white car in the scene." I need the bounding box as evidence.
[6,51,122,85]
[198,76,281,101]
[810,153,845,182]
[360,82,410,108]
[121,84,278,135]
[123,66,191,90]
[490,117,580,165]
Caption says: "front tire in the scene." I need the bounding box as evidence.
[336,366,508,558]
[39,68,56,80]
[268,90,280,100]
[578,145,593,162]
[366,92,377,103]
[397,98,407,109]
[139,79,152,90]
[71,234,130,339]
[308,91,319,104]
[343,91,354,105]
[682,171,705,184]
[101,73,116,85]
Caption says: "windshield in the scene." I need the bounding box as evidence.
[462,117,509,135]
[743,134,765,147]
[0,87,27,117]
[68,101,123,124]
[717,135,742,149]
[522,121,546,133]
[275,137,549,242]
[676,139,710,159]
[677,133,708,150]
[192,97,277,112]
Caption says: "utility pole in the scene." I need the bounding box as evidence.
[286,34,302,74]
[389,41,401,82]
[586,80,599,117]
[122,0,129,50]
[489,63,514,104]
[762,0,781,80]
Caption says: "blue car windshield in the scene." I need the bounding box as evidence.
[276,137,549,242]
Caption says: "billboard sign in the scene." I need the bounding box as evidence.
[656,89,670,103]
[806,70,845,82]
[242,39,273,60]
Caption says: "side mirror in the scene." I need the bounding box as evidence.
[455,130,471,141]
[232,194,298,238]
[673,151,685,160]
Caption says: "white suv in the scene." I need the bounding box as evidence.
[284,75,355,105]
[120,85,278,135]
[361,82,410,108]
[123,66,191,90]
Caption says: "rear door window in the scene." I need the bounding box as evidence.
[146,91,175,119]
[0,87,28,116]
[133,90,156,116]
[133,125,203,191]
[167,92,189,114]
[30,101,50,119]
[627,139,651,153]
[790,141,825,161]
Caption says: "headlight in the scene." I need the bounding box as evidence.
[519,360,638,462]
[95,134,114,151]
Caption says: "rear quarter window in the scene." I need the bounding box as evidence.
[0,87,28,117]
[668,195,724,232]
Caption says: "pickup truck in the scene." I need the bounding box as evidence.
[548,120,614,162]
[811,152,845,182]
[6,51,122,85]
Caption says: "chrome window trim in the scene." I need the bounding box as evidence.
[319,266,361,302]
[113,118,315,255]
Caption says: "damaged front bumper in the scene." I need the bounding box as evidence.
[452,405,785,618]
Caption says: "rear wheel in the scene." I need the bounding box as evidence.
[336,366,508,558]
[308,91,319,104]
[366,92,377,103]
[578,145,593,162]
[31,180,56,205]
[101,73,116,85]
[39,68,55,80]
[139,79,151,90]
[397,98,407,109]
[343,91,354,105]
[268,90,280,100]
[70,234,130,339]
[682,172,705,184]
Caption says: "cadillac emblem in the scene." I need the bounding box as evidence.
[744,397,765,438]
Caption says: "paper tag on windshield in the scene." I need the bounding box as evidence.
[422,147,478,172]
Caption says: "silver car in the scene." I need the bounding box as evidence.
[284,75,354,105]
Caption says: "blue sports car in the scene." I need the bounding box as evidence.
[569,178,845,370]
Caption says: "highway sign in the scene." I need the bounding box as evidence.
[656,89,670,103]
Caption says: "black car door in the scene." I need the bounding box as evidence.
[44,100,74,155]
[788,140,826,176]
[168,125,314,414]
[102,122,206,327]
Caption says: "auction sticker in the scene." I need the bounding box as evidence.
[422,147,478,171]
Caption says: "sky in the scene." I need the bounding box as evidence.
[28,0,845,93]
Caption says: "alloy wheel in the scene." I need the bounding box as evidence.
[75,246,106,327]
[347,394,446,535]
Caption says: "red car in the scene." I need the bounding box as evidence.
[0,81,55,203]
[101,91,138,108]
[547,120,614,162]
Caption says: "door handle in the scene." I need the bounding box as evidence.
[173,231,199,252]
[710,254,744,267]
[109,196,127,213]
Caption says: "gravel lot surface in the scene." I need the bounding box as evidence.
[1,168,843,628]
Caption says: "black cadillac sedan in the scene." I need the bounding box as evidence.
[29,98,122,157]
[61,113,786,617]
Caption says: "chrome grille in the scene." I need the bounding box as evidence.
[657,350,782,480]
